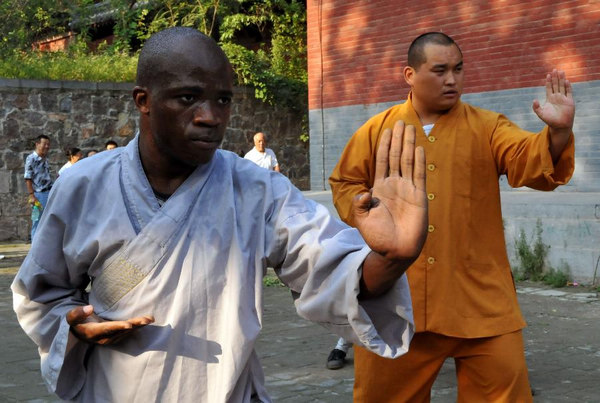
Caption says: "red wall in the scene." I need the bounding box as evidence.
[307,0,600,110]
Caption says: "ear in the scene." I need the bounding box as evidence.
[403,66,415,87]
[133,86,150,114]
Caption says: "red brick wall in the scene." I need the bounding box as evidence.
[307,0,600,110]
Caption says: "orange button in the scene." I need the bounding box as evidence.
[428,136,436,143]
[427,164,436,171]
[427,257,435,264]
[427,193,435,201]
[428,225,435,232]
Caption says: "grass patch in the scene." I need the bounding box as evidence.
[513,219,570,288]
[263,271,284,287]
[0,50,137,82]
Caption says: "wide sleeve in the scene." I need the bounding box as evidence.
[489,114,575,190]
[328,115,385,226]
[264,177,414,359]
[11,181,92,400]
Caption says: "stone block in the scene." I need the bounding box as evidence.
[19,79,48,89]
[58,95,72,113]
[14,94,29,110]
[0,171,10,193]
[40,93,58,112]
[3,151,24,170]
[22,111,45,127]
[61,80,96,90]
[92,96,108,115]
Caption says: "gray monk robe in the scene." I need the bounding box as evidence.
[12,135,414,402]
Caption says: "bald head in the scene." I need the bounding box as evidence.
[253,132,266,152]
[408,32,462,70]
[136,27,231,90]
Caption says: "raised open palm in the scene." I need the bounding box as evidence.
[352,120,428,261]
[532,69,575,129]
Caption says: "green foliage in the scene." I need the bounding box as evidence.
[514,220,548,281]
[0,0,73,56]
[0,0,308,139]
[0,48,137,82]
[542,262,570,288]
[513,219,570,287]
[263,273,284,287]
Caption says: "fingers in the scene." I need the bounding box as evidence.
[413,146,426,191]
[546,69,569,96]
[558,70,566,95]
[400,124,416,183]
[129,315,155,327]
[68,306,155,345]
[374,128,392,182]
[551,69,559,94]
[389,121,404,177]
[66,305,94,326]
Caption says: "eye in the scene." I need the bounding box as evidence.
[218,96,232,105]
[179,94,196,104]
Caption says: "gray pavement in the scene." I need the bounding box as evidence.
[1,242,599,402]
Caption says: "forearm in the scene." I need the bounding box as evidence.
[25,179,34,195]
[548,126,572,164]
[274,164,280,172]
[359,251,415,299]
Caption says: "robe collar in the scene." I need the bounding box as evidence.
[120,133,218,233]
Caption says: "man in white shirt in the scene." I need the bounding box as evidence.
[244,132,280,172]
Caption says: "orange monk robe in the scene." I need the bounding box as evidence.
[330,94,574,338]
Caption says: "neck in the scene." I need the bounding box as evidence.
[410,95,452,126]
[139,135,195,197]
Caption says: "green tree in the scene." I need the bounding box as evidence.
[0,0,73,56]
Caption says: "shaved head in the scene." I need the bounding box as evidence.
[408,32,462,70]
[136,27,231,90]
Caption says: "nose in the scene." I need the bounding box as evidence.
[445,71,456,86]
[192,102,221,126]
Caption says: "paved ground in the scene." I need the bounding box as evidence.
[1,242,599,402]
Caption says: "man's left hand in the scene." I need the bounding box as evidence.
[532,69,575,130]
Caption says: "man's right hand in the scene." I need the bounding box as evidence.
[27,195,37,206]
[66,305,154,345]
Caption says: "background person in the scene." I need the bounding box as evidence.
[105,140,118,150]
[329,32,575,402]
[23,134,53,241]
[244,132,280,172]
[58,147,83,175]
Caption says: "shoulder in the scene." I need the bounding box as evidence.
[55,148,122,187]
[244,148,257,158]
[218,149,288,189]
[460,101,501,120]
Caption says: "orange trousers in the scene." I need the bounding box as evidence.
[353,330,532,403]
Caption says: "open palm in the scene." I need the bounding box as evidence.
[532,69,575,129]
[352,121,428,261]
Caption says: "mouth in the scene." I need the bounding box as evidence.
[442,90,459,98]
[190,138,220,149]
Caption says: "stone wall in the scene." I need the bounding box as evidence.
[0,79,308,241]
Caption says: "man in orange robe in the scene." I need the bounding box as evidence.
[329,32,575,402]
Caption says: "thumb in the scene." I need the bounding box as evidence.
[66,305,94,326]
[532,99,543,119]
[351,192,372,223]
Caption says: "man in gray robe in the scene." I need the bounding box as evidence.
[12,27,428,402]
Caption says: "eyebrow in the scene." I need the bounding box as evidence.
[431,61,463,70]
